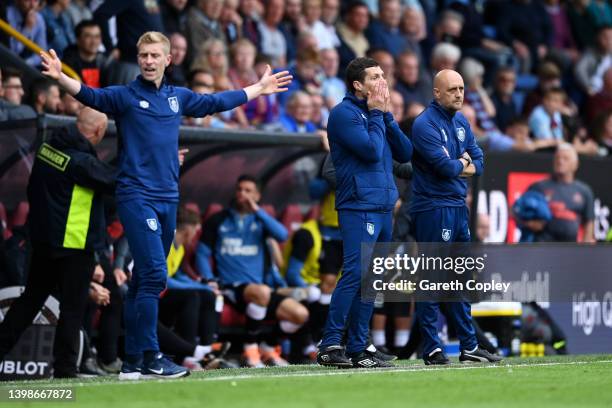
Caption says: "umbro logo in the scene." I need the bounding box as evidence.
[356,358,377,367]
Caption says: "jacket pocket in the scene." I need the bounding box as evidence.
[353,172,395,205]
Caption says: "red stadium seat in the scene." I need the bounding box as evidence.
[280,204,303,233]
[201,202,223,223]
[305,204,320,221]
[220,302,247,327]
[9,201,29,228]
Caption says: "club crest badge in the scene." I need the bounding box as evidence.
[456,127,466,142]
[168,96,179,113]
[146,218,158,231]
[442,229,452,241]
[366,222,375,236]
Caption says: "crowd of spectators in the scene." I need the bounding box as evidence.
[0,0,611,156]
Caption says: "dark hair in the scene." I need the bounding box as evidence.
[506,117,529,128]
[342,1,369,17]
[30,78,57,101]
[1,67,22,83]
[176,207,200,228]
[75,19,100,39]
[345,57,379,94]
[237,174,261,191]
[543,86,565,98]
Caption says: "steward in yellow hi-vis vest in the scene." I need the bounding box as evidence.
[0,108,114,378]
[27,122,115,251]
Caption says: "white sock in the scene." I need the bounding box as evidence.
[243,342,258,351]
[372,329,386,347]
[246,302,267,320]
[259,342,275,352]
[303,344,317,355]
[193,345,211,360]
[307,285,321,303]
[394,330,410,348]
[280,320,301,333]
[319,293,332,305]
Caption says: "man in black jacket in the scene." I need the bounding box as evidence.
[0,107,115,378]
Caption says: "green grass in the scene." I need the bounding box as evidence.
[2,355,612,408]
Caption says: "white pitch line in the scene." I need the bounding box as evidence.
[3,359,612,389]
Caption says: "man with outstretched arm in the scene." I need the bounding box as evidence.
[40,31,292,380]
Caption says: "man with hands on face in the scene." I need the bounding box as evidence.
[316,57,413,369]
[39,31,292,380]
[410,69,502,365]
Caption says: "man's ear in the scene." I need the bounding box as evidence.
[353,80,363,93]
[166,52,172,67]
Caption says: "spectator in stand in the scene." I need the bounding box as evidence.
[592,109,612,156]
[460,57,497,133]
[30,78,61,114]
[280,0,305,64]
[390,89,405,123]
[186,0,226,62]
[365,0,406,58]
[303,0,337,50]
[66,0,92,27]
[529,87,566,141]
[543,0,580,68]
[497,0,553,73]
[586,68,612,126]
[258,0,287,68]
[321,0,341,48]
[183,70,231,128]
[491,67,521,132]
[433,9,463,46]
[279,48,322,106]
[94,0,165,85]
[429,42,461,75]
[320,48,346,108]
[228,39,280,125]
[586,0,612,29]
[6,0,48,68]
[575,25,612,96]
[160,0,189,35]
[336,1,370,74]
[279,91,317,133]
[567,0,597,50]
[190,38,229,81]
[0,68,37,121]
[461,104,515,152]
[41,0,76,58]
[525,143,595,242]
[506,117,560,151]
[395,51,432,106]
[166,32,188,86]
[523,61,577,116]
[239,0,263,47]
[63,20,108,89]
[400,5,427,59]
[367,48,396,88]
[310,92,329,129]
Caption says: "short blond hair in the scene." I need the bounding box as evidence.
[137,31,170,55]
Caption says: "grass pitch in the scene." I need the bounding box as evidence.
[1,354,611,408]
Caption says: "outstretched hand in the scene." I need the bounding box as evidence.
[40,49,63,80]
[258,65,292,95]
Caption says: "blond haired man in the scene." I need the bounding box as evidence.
[40,31,292,380]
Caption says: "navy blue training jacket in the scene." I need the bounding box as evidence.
[410,100,484,213]
[327,92,413,213]
[75,76,247,203]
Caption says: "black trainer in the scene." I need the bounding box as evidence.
[316,345,353,367]
[351,351,394,368]
[423,348,451,365]
[365,345,398,362]
[459,347,504,363]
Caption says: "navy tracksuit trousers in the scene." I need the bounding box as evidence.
[117,199,177,359]
[412,206,478,355]
[320,210,392,355]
